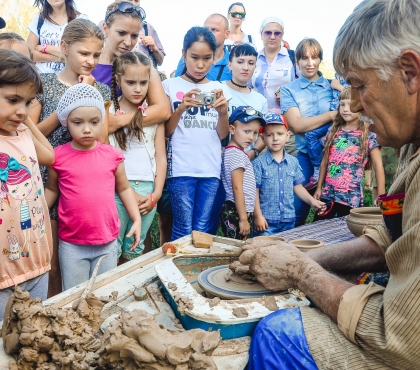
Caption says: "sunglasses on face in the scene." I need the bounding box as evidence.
[230,11,246,19]
[263,30,283,38]
[105,2,146,22]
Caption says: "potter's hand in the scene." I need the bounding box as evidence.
[229,239,289,277]
[247,243,318,291]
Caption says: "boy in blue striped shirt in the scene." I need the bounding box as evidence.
[221,106,266,240]
[253,113,325,236]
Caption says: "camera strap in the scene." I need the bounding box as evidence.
[216,65,225,81]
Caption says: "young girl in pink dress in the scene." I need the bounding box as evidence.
[0,49,54,320]
[45,83,141,290]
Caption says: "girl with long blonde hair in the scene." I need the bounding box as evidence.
[314,88,385,219]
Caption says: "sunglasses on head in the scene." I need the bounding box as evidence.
[263,30,283,38]
[230,11,246,19]
[242,107,264,118]
[105,2,146,22]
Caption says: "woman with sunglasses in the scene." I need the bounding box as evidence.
[97,0,165,68]
[93,2,170,140]
[225,2,255,52]
[250,17,298,157]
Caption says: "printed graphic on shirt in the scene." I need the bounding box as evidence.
[322,129,378,208]
[172,91,219,131]
[0,153,46,258]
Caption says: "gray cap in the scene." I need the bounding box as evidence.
[56,83,105,127]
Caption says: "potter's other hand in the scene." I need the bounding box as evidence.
[229,260,251,276]
[127,219,141,251]
[249,244,312,291]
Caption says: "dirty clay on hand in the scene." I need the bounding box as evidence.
[3,286,221,369]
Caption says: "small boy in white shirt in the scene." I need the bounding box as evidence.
[221,106,266,240]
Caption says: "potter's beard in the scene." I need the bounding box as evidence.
[359,113,374,125]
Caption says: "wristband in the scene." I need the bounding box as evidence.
[41,44,47,54]
[149,193,156,208]
[177,105,188,112]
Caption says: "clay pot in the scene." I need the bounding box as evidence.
[252,236,288,243]
[346,207,383,237]
[290,239,324,252]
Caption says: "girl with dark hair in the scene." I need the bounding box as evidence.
[27,0,88,74]
[225,2,255,52]
[29,18,110,297]
[109,51,166,263]
[223,44,268,156]
[0,49,54,320]
[162,26,231,241]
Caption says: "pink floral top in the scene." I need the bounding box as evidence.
[321,127,379,208]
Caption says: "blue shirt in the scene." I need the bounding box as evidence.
[281,72,333,153]
[253,150,305,223]
[174,49,232,81]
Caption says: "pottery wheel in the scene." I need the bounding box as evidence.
[198,265,278,299]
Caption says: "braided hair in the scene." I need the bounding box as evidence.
[111,51,151,151]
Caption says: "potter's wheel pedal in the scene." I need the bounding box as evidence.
[198,265,278,299]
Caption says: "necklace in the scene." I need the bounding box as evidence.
[230,79,249,89]
[184,72,206,84]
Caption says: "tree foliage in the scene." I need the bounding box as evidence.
[0,0,38,38]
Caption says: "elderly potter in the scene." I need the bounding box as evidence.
[235,0,420,368]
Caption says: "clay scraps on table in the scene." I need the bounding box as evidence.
[3,286,221,369]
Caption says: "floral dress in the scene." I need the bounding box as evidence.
[38,73,111,219]
[321,127,379,208]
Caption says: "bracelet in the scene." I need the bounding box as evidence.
[41,44,47,54]
[177,105,188,112]
[149,193,156,208]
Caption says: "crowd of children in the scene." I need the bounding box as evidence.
[0,0,391,320]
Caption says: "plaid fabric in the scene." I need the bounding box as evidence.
[253,150,305,223]
[220,201,253,241]
[277,216,354,245]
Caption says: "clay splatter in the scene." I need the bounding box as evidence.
[3,286,221,369]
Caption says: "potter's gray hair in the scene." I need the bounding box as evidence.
[333,0,420,80]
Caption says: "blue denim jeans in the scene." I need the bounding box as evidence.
[249,308,318,370]
[253,221,295,237]
[305,123,332,168]
[208,180,226,235]
[295,152,314,226]
[168,176,220,241]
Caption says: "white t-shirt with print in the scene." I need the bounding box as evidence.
[27,14,88,74]
[162,77,232,179]
[222,81,268,116]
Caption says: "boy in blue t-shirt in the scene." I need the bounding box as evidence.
[253,113,325,236]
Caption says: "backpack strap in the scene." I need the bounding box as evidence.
[216,65,226,82]
[37,15,44,45]
[247,35,252,43]
[142,21,158,68]
[287,49,299,79]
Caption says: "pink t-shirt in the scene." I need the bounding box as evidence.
[52,142,124,245]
